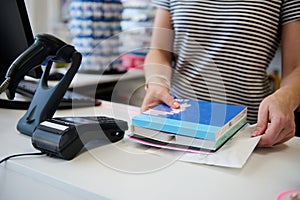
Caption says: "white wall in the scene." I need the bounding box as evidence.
[25,0,50,34]
[24,0,71,41]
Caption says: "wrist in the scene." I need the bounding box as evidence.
[275,86,300,111]
[144,63,172,91]
[145,75,170,91]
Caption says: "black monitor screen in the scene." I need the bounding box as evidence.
[0,0,34,82]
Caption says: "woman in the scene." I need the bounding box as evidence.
[141,1,300,147]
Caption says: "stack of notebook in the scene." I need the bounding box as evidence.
[129,99,247,152]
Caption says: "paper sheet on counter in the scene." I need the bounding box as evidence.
[132,124,260,168]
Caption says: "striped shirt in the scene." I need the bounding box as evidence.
[152,0,300,123]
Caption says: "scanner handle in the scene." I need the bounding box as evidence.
[5,34,66,99]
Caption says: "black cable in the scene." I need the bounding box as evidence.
[0,152,46,164]
[0,77,10,94]
[0,98,30,109]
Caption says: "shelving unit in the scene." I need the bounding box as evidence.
[120,0,155,69]
[68,0,124,72]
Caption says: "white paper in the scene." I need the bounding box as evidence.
[143,124,260,168]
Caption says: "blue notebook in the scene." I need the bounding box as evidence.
[132,99,247,141]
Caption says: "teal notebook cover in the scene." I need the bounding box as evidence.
[132,99,247,140]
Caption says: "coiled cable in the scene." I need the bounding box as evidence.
[0,77,10,94]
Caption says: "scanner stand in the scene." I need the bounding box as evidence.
[17,45,82,136]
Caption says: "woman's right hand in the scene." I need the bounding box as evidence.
[140,84,180,112]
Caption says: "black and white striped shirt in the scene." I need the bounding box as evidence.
[152,0,300,123]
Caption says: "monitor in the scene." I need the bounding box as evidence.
[0,0,40,83]
[0,0,43,109]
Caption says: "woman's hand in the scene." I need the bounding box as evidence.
[141,84,180,112]
[252,89,296,147]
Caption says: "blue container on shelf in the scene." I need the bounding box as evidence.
[69,0,124,73]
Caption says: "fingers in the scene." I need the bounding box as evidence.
[275,129,295,145]
[256,116,295,147]
[252,102,269,137]
[141,92,179,112]
[140,84,180,113]
[140,93,159,112]
[252,96,295,147]
[140,101,152,113]
[257,126,295,147]
[160,93,180,109]
[256,117,283,147]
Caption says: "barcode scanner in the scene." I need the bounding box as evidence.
[0,33,83,136]
[4,34,67,100]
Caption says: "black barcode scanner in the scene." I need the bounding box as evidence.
[0,33,82,136]
[15,35,82,136]
[5,34,67,100]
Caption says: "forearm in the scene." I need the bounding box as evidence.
[144,8,174,90]
[144,49,172,89]
[279,20,300,111]
[277,66,300,111]
[141,48,178,112]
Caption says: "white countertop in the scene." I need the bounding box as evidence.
[0,101,299,200]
